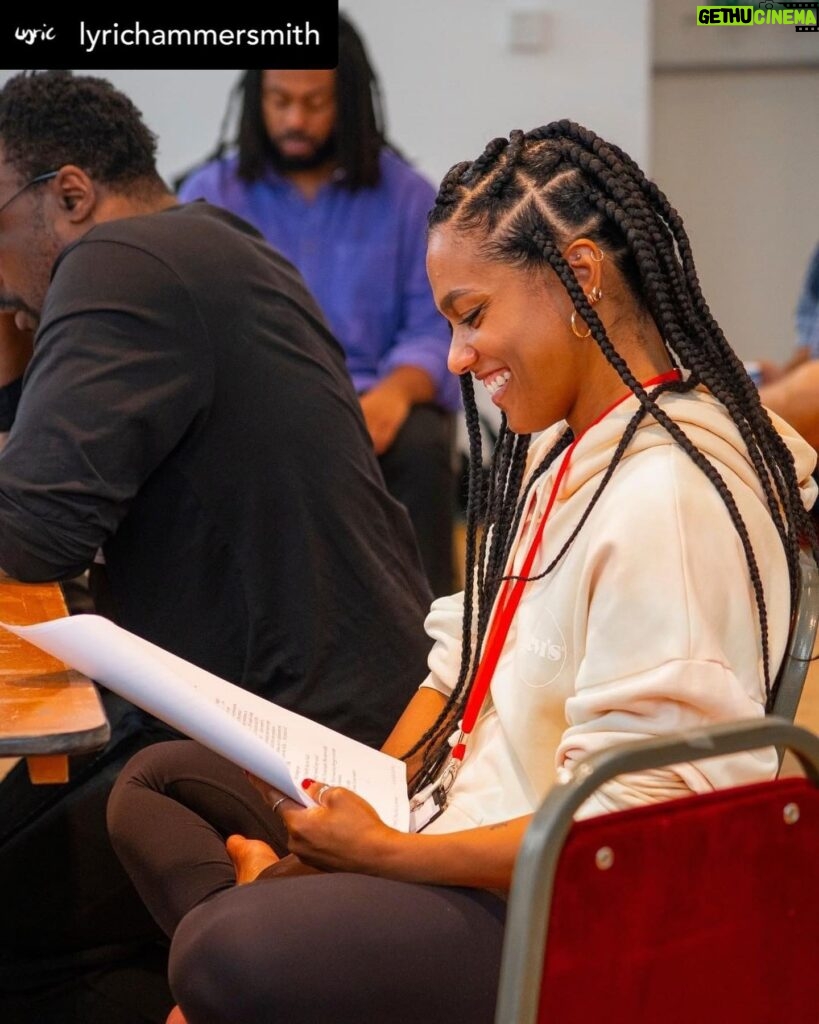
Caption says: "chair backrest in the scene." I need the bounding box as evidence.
[770,553,819,722]
[495,718,819,1024]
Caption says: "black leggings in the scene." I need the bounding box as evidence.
[107,741,507,1024]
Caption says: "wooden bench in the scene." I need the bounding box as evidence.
[0,580,109,783]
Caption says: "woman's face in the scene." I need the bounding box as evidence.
[426,224,593,435]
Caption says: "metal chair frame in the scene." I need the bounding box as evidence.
[770,553,819,723]
[495,717,819,1024]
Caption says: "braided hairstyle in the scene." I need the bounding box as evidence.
[406,120,818,796]
[0,71,164,195]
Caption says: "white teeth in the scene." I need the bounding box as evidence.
[483,370,511,395]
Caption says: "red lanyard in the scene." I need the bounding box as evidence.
[450,370,682,764]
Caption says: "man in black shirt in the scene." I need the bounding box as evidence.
[0,72,433,1022]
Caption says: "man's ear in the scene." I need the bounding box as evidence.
[51,165,97,224]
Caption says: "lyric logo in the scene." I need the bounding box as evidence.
[15,23,57,44]
[696,3,818,30]
[1,5,338,69]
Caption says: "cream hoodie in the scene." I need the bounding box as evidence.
[421,389,817,830]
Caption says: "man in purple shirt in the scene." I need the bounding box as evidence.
[179,15,458,595]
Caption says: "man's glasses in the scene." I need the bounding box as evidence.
[0,171,58,217]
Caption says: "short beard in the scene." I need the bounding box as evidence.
[263,132,338,174]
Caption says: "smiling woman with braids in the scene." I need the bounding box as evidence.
[108,121,818,1024]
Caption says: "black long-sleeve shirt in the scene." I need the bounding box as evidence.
[0,203,433,746]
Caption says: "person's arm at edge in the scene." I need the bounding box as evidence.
[359,164,452,454]
[757,344,811,385]
[759,359,819,449]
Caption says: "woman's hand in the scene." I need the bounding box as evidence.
[286,781,398,872]
[247,772,532,891]
[247,774,398,875]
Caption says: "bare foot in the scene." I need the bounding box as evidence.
[226,834,280,884]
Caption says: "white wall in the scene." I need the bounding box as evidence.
[339,0,651,184]
[1,1,652,189]
[651,0,819,362]
[653,68,819,363]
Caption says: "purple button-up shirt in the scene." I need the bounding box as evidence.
[179,149,459,410]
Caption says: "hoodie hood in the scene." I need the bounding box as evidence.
[527,387,817,513]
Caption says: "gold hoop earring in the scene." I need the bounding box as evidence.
[590,286,603,304]
[570,310,591,338]
[590,250,605,263]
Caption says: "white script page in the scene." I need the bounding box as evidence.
[1,614,409,830]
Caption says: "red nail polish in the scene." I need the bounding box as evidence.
[301,778,314,789]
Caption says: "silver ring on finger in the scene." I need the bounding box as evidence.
[270,795,288,816]
[316,784,331,806]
